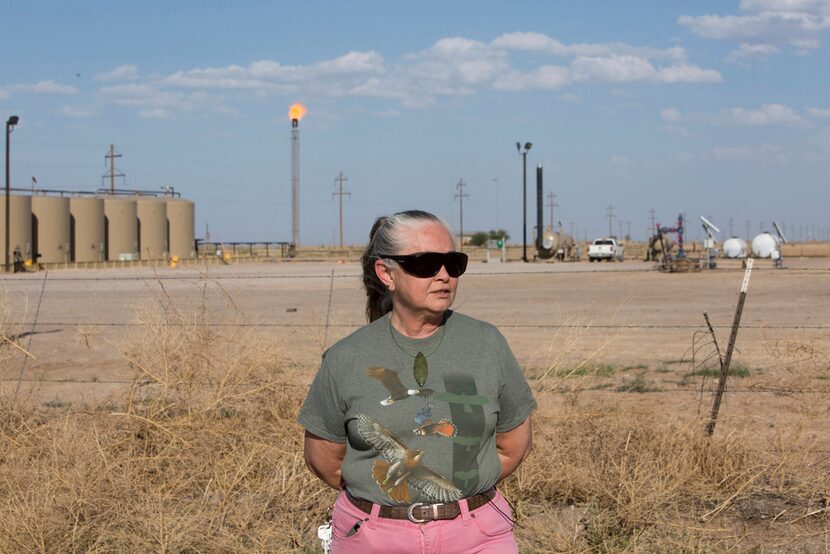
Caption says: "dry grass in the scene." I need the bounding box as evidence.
[0,286,828,552]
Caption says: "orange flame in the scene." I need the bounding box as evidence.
[288,102,307,121]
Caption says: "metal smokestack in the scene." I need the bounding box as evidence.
[290,118,300,248]
[536,163,543,250]
[288,102,307,251]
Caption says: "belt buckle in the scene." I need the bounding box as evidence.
[406,502,428,523]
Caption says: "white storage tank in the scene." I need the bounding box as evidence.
[722,237,748,259]
[752,232,780,259]
[31,196,71,264]
[69,197,105,262]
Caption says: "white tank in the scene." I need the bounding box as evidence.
[752,232,780,259]
[722,237,748,259]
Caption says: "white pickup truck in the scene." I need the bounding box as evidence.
[588,238,624,262]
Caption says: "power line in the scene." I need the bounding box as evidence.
[546,191,558,231]
[454,179,469,250]
[332,171,350,257]
[102,144,125,193]
[606,204,615,237]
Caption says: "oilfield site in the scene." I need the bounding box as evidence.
[1,247,829,552]
[5,3,830,551]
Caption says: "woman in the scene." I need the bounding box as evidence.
[299,210,535,553]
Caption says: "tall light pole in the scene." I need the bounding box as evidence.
[516,141,532,262]
[5,115,19,273]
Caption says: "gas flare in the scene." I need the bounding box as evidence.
[288,102,307,121]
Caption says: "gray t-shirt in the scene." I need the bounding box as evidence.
[298,310,536,506]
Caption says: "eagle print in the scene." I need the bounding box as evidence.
[356,414,462,504]
[365,366,434,406]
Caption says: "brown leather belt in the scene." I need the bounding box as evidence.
[345,488,496,523]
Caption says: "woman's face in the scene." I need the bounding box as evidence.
[379,221,458,320]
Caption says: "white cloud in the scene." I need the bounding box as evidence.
[572,55,656,82]
[404,37,509,85]
[89,34,722,115]
[493,65,569,91]
[674,151,698,162]
[99,83,234,116]
[611,155,630,167]
[138,108,169,119]
[807,106,830,117]
[3,80,78,96]
[95,65,139,82]
[657,63,723,83]
[491,31,687,61]
[60,105,94,117]
[492,31,567,54]
[713,143,789,162]
[725,103,806,125]
[679,0,830,51]
[570,55,721,84]
[557,92,582,104]
[713,145,754,160]
[726,42,781,60]
[661,107,682,122]
[162,50,385,91]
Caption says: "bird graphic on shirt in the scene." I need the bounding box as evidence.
[364,367,434,406]
[356,414,462,504]
[413,403,457,439]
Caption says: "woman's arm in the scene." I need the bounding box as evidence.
[495,417,533,482]
[304,431,347,490]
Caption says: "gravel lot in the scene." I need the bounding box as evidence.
[1,257,828,418]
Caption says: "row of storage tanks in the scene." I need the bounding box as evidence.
[722,234,782,260]
[0,195,195,263]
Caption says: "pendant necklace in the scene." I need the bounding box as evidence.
[388,317,446,387]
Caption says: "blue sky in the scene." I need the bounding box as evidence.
[2,0,829,245]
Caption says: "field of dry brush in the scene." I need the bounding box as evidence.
[1,256,828,552]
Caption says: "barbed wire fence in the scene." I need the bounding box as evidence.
[1,266,828,403]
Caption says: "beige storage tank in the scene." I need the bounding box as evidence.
[31,196,71,264]
[136,197,168,260]
[0,194,33,261]
[69,197,105,262]
[104,197,138,261]
[166,198,195,259]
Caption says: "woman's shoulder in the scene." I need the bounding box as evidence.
[446,311,502,338]
[323,315,388,360]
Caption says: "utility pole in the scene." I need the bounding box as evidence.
[102,144,124,193]
[627,221,631,241]
[606,204,615,237]
[332,171,350,258]
[729,217,734,237]
[649,208,656,235]
[546,191,557,231]
[454,179,469,251]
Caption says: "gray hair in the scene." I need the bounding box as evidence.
[360,210,452,322]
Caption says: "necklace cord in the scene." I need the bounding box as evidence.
[388,316,446,359]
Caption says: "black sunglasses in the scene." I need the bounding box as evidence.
[385,251,468,278]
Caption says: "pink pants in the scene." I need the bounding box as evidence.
[329,489,519,554]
